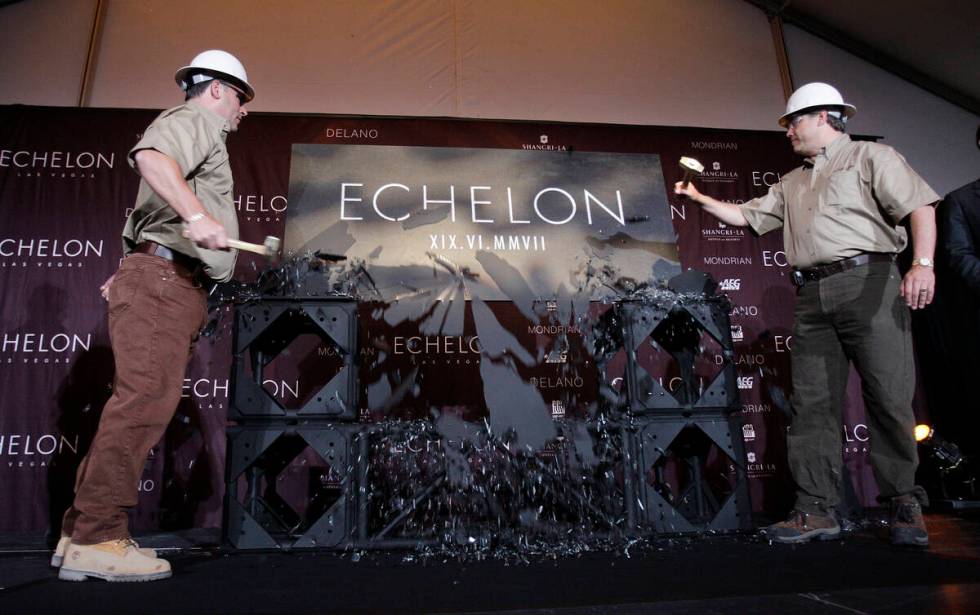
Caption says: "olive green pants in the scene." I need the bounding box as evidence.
[788,260,926,514]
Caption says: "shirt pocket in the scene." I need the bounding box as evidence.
[210,147,230,171]
[824,169,862,208]
[205,149,233,197]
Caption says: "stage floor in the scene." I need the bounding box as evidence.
[2,511,979,614]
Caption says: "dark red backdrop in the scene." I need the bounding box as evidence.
[0,105,905,533]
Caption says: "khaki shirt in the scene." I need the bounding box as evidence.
[740,134,939,269]
[123,103,239,281]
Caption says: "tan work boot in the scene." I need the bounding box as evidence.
[50,535,157,568]
[890,494,929,547]
[58,538,172,582]
[762,509,840,544]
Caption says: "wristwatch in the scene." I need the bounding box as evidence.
[912,257,934,268]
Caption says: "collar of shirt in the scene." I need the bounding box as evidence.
[803,133,851,188]
[804,133,851,167]
[185,101,231,140]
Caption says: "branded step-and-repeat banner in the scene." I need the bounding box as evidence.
[0,105,895,533]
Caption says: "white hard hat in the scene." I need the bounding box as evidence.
[778,82,855,127]
[175,49,254,102]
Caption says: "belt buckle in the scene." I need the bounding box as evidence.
[154,244,175,261]
[791,270,805,288]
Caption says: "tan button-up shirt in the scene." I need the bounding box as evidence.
[123,103,240,282]
[740,134,939,269]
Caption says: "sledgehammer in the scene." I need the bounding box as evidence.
[227,236,281,260]
[678,156,705,188]
[183,230,281,260]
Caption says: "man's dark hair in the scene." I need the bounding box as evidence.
[184,77,214,100]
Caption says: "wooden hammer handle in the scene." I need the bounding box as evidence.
[226,238,268,255]
[181,229,268,255]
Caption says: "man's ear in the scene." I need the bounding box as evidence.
[209,79,223,99]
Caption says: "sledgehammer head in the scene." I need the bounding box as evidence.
[263,236,281,259]
[222,235,282,262]
[679,156,705,188]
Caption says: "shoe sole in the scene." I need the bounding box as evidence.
[892,536,929,547]
[58,567,172,582]
[52,548,156,568]
[893,541,929,547]
[768,527,841,544]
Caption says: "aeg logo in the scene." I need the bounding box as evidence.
[730,325,744,342]
[718,278,741,291]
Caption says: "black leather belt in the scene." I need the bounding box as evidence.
[132,241,202,278]
[791,253,895,288]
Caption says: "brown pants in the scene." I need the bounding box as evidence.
[62,253,206,544]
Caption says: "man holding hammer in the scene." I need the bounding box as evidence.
[675,83,938,547]
[55,50,254,582]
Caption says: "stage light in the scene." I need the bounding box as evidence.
[915,426,978,507]
[919,429,963,471]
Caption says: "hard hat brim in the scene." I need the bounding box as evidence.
[778,103,856,128]
[174,66,255,102]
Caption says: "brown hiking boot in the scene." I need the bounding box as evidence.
[58,538,171,582]
[890,495,929,547]
[50,535,157,568]
[763,509,840,544]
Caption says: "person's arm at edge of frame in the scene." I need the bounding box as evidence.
[901,204,938,310]
[673,180,750,226]
[943,195,980,296]
[132,148,228,250]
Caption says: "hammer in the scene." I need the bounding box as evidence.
[678,156,705,188]
[183,230,281,259]
[228,236,281,260]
